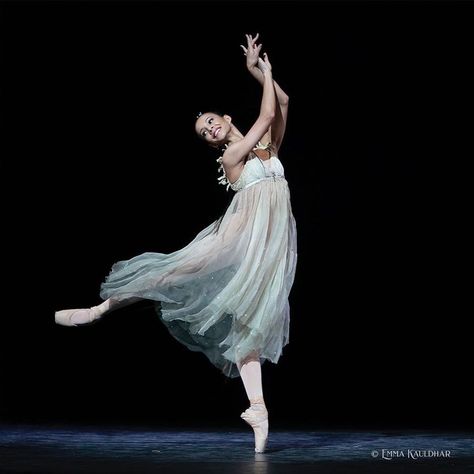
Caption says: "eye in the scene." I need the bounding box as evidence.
[202,131,207,137]
[208,118,214,124]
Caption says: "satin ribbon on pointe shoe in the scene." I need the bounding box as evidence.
[240,396,269,453]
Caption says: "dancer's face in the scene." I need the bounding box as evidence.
[195,112,231,147]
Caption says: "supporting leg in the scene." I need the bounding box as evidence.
[238,350,269,453]
[237,350,266,405]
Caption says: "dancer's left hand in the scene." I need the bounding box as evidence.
[240,33,262,70]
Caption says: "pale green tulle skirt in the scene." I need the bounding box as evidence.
[100,178,297,378]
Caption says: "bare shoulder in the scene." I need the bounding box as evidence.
[221,141,245,166]
[222,153,245,185]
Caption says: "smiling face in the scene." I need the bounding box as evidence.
[195,112,232,147]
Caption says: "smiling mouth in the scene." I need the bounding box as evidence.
[213,127,221,139]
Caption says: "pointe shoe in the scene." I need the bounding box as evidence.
[55,306,103,327]
[240,397,269,453]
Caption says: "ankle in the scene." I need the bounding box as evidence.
[249,396,266,408]
[90,304,107,319]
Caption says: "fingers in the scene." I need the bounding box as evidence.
[243,33,267,67]
[245,33,261,52]
[263,52,272,69]
[246,35,256,51]
[241,43,261,57]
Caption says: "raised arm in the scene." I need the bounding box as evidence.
[222,53,275,167]
[241,34,289,152]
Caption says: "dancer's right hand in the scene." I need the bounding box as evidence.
[257,53,272,75]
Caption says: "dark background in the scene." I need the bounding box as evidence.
[1,1,471,431]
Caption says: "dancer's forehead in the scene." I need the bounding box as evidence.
[195,112,221,133]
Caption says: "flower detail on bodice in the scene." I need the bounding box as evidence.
[217,142,273,192]
[216,155,230,191]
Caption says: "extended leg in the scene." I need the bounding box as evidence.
[238,350,269,453]
[55,296,141,327]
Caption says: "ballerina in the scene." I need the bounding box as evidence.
[55,34,297,454]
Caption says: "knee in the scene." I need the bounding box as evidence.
[238,350,260,369]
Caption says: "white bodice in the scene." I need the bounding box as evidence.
[229,155,286,192]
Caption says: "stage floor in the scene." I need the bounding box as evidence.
[1,423,473,473]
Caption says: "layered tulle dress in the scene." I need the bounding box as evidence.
[100,143,298,378]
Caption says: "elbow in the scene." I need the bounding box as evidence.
[280,94,289,106]
[259,111,275,126]
[263,110,275,124]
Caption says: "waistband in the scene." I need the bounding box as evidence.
[237,175,286,192]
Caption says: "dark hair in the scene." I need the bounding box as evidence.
[195,109,224,119]
[194,110,225,130]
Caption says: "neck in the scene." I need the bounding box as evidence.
[224,126,244,146]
